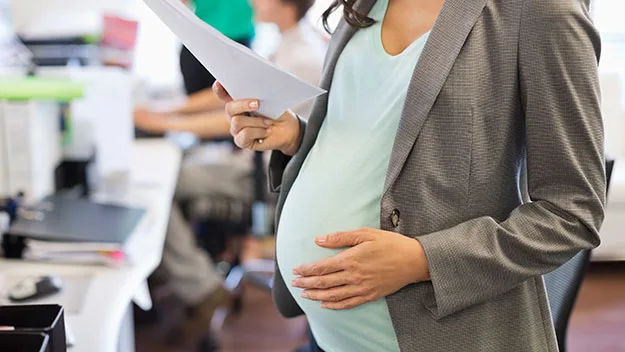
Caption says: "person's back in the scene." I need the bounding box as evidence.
[181,0,255,95]
[192,0,255,42]
[274,20,326,119]
[253,0,325,119]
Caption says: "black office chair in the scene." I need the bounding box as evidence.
[186,150,276,304]
[544,159,615,352]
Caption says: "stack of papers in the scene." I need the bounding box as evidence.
[143,0,326,118]
[23,240,127,267]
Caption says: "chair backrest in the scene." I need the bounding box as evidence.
[544,159,615,351]
[544,250,591,350]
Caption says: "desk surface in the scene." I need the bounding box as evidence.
[0,139,181,352]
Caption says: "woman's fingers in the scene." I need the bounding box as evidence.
[321,295,374,310]
[291,271,356,290]
[212,81,232,103]
[225,99,259,119]
[233,127,271,149]
[230,115,273,135]
[301,285,370,304]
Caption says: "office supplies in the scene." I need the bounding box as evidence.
[0,77,85,202]
[7,195,145,246]
[0,332,49,352]
[23,243,127,266]
[0,305,67,352]
[1,273,93,315]
[37,66,135,178]
[101,14,139,69]
[143,0,326,118]
[8,275,63,302]
[0,77,85,101]
[0,101,63,202]
[0,140,182,352]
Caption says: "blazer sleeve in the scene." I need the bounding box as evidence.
[417,0,605,320]
[268,115,307,193]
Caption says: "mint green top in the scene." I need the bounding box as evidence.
[0,77,84,102]
[275,0,430,350]
[192,0,254,40]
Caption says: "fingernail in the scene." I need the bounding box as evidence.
[250,101,259,109]
[320,303,328,309]
[301,291,309,299]
[316,235,327,244]
[291,279,298,286]
[264,119,272,126]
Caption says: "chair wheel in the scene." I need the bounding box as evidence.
[232,295,244,314]
[198,334,220,352]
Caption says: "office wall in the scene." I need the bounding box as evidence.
[11,0,135,31]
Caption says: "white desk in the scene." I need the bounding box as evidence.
[0,139,181,352]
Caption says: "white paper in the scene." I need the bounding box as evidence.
[143,0,326,118]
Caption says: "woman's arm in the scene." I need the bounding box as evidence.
[134,108,231,139]
[170,88,226,115]
[416,0,604,319]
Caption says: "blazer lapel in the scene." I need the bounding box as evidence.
[383,0,488,194]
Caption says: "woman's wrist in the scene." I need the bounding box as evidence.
[280,112,303,156]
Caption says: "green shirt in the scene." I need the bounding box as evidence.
[192,0,255,41]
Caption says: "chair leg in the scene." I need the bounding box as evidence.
[197,333,220,352]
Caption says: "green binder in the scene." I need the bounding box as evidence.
[0,77,85,102]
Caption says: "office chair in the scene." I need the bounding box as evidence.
[543,159,615,352]
[186,150,276,309]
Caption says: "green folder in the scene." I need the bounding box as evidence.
[0,77,85,102]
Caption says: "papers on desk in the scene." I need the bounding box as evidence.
[23,240,128,267]
[142,0,326,118]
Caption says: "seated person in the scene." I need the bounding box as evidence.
[137,0,326,345]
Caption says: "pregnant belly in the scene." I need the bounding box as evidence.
[275,193,401,352]
[275,184,381,307]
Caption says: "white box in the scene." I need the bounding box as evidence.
[37,66,134,178]
[0,101,62,202]
[0,101,7,193]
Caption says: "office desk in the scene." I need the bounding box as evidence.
[0,139,181,352]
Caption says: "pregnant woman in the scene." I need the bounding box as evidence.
[215,0,605,351]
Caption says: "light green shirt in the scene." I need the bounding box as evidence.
[275,0,430,351]
[192,0,254,40]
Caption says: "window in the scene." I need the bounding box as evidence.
[591,0,625,71]
[591,0,625,158]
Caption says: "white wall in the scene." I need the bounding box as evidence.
[11,0,135,30]
[593,0,625,159]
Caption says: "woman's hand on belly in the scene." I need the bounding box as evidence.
[291,227,430,310]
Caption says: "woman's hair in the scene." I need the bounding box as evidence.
[322,0,376,33]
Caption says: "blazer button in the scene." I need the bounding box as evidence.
[390,209,400,228]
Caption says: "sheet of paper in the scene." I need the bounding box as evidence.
[143,0,326,118]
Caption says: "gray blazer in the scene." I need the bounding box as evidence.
[268,0,605,350]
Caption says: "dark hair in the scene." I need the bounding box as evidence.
[321,0,376,34]
[282,0,315,21]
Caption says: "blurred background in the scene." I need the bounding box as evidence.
[0,1,624,352]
